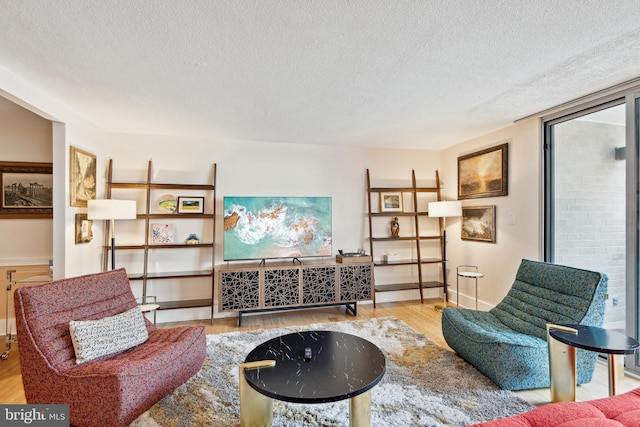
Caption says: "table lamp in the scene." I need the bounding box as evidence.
[428,200,462,310]
[88,199,137,270]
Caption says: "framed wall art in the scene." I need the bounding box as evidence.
[0,161,53,219]
[177,196,205,214]
[151,223,175,244]
[458,142,508,200]
[75,213,93,244]
[461,205,496,243]
[70,146,97,207]
[379,192,403,212]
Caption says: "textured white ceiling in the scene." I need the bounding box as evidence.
[2,1,640,149]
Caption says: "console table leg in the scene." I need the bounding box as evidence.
[240,360,276,427]
[349,390,371,427]
[608,354,625,396]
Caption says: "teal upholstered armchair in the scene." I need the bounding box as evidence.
[441,259,608,390]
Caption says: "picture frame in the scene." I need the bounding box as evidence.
[177,196,205,214]
[458,142,508,200]
[379,192,403,212]
[461,205,496,243]
[74,213,93,244]
[0,161,53,218]
[151,223,175,244]
[69,146,97,207]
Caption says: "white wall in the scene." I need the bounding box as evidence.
[440,118,542,309]
[0,65,110,278]
[0,97,53,265]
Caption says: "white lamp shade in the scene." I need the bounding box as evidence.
[428,200,462,218]
[88,199,137,220]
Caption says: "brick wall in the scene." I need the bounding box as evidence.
[553,119,625,330]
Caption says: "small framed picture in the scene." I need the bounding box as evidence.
[461,205,496,243]
[151,223,175,244]
[379,192,403,212]
[69,146,97,207]
[177,196,205,214]
[74,213,93,244]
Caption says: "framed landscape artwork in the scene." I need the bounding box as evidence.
[379,192,403,212]
[70,146,97,207]
[458,143,508,200]
[177,196,205,214]
[461,205,496,243]
[0,161,53,218]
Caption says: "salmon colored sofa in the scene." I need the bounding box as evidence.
[470,387,640,426]
[14,268,206,427]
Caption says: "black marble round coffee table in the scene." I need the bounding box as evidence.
[548,323,639,402]
[239,330,386,427]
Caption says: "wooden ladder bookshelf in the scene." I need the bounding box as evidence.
[103,159,217,321]
[366,169,444,306]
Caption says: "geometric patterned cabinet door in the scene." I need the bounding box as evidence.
[218,261,373,325]
[264,267,300,308]
[219,270,260,311]
[339,264,373,302]
[302,266,336,304]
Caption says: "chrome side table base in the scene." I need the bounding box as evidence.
[456,265,483,309]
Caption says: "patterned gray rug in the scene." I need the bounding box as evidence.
[130,317,532,426]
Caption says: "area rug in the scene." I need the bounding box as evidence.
[130,317,532,426]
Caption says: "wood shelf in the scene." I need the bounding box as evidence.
[158,299,212,310]
[366,169,445,306]
[374,280,446,292]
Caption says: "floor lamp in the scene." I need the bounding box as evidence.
[88,199,137,270]
[428,200,462,311]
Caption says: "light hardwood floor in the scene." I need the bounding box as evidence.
[2,299,638,409]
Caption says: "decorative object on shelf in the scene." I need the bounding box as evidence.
[337,249,366,256]
[0,161,53,218]
[383,253,401,263]
[458,142,508,200]
[88,199,137,270]
[157,194,177,213]
[390,216,400,237]
[462,205,496,243]
[177,196,205,214]
[428,200,462,310]
[336,249,371,263]
[69,146,97,207]
[185,233,200,245]
[74,213,93,244]
[379,191,403,212]
[151,223,175,244]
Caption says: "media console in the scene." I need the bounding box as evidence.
[218,260,373,326]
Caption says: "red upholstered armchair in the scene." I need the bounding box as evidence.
[14,268,206,427]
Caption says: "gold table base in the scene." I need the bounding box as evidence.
[239,360,374,427]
